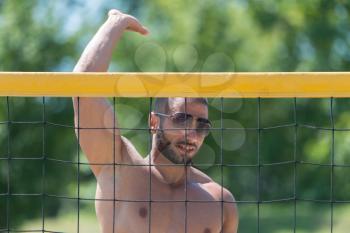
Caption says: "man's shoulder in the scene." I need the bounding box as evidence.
[190,166,213,183]
[191,169,238,232]
[202,181,235,202]
[201,180,238,229]
[191,167,235,201]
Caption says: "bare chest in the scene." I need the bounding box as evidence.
[95,166,223,233]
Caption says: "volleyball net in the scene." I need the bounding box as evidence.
[1,72,350,232]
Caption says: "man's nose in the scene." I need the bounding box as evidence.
[182,132,198,147]
[183,123,200,139]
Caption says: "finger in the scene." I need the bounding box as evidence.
[137,26,149,35]
[126,23,149,35]
[126,16,150,35]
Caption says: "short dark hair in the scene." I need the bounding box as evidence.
[153,97,208,114]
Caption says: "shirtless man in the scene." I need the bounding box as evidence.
[73,9,238,233]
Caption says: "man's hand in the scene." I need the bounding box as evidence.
[108,9,149,35]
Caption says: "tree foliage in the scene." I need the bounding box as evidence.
[0,0,79,227]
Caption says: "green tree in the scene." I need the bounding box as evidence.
[0,0,79,228]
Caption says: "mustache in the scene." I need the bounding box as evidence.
[176,141,197,149]
[157,131,198,150]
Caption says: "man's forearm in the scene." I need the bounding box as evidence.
[73,14,127,135]
[74,13,127,72]
[72,12,129,129]
[72,10,148,129]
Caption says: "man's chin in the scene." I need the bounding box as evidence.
[173,149,194,165]
[163,152,190,165]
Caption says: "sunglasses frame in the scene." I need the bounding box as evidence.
[154,112,212,137]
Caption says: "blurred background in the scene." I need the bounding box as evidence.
[1,0,350,232]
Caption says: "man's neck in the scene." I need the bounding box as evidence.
[147,148,190,187]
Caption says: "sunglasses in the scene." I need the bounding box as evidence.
[155,112,212,137]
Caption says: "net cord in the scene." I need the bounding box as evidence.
[6,97,11,233]
[148,98,152,233]
[220,97,224,232]
[330,97,334,233]
[41,97,46,233]
[76,98,81,233]
[293,98,297,233]
[257,97,261,233]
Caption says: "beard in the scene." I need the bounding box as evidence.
[156,130,192,165]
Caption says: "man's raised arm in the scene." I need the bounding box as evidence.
[72,10,148,177]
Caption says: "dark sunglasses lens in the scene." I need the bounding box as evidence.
[172,113,191,125]
[197,122,211,136]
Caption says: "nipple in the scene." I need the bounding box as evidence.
[139,207,148,218]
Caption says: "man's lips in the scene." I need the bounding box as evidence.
[176,143,196,154]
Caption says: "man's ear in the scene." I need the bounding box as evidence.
[149,112,159,134]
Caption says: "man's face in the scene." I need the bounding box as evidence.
[154,98,209,164]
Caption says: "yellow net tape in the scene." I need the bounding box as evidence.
[0,72,349,97]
